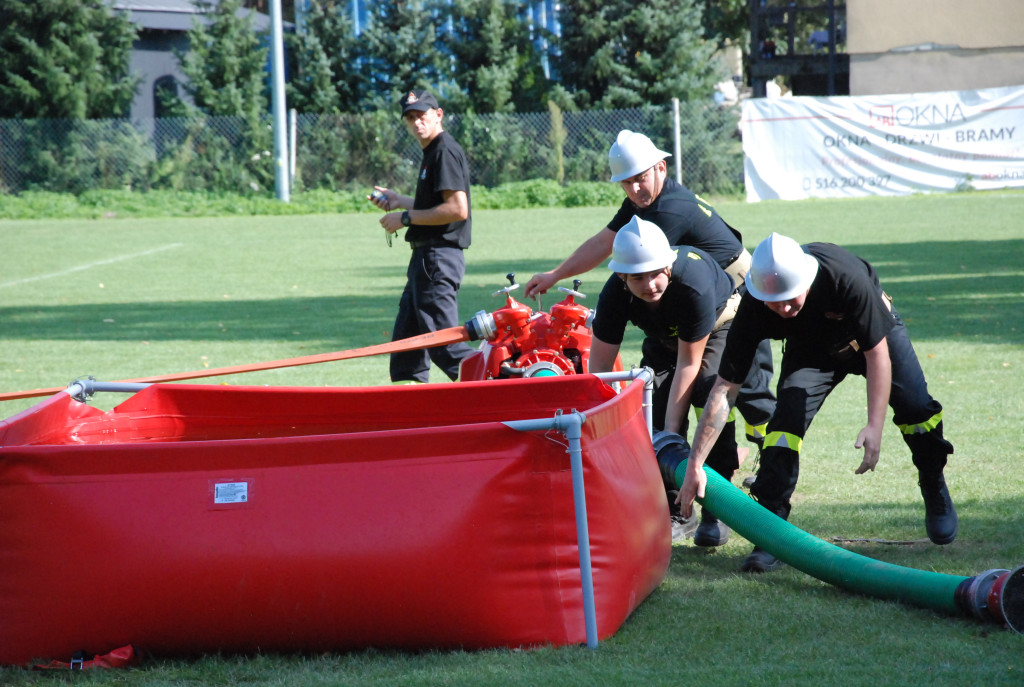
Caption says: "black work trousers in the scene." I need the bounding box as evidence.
[390,245,476,383]
[750,310,953,519]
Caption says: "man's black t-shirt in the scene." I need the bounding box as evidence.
[408,131,471,249]
[593,246,734,361]
[719,243,895,384]
[607,178,742,268]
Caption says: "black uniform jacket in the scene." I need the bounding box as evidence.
[719,242,895,385]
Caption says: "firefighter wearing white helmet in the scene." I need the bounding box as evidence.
[589,216,778,548]
[524,129,776,451]
[677,233,958,573]
[608,130,672,182]
[605,215,678,273]
[744,232,819,302]
[525,129,753,297]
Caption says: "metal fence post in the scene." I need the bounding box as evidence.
[672,97,682,184]
[289,108,297,187]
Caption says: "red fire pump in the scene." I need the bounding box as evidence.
[459,274,620,381]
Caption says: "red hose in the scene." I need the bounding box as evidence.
[0,326,470,402]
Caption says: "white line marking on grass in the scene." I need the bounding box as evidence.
[0,243,183,289]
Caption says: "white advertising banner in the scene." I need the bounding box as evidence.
[741,84,1024,202]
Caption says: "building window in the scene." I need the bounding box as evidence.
[154,76,179,118]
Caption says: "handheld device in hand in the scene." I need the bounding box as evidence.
[370,190,393,247]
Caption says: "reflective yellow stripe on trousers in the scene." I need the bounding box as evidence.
[745,421,768,443]
[764,431,804,453]
[897,410,943,435]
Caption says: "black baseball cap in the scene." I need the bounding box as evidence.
[400,89,439,115]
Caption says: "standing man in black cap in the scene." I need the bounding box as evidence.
[370,89,475,383]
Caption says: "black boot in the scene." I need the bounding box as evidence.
[740,546,783,573]
[919,473,958,545]
[694,508,730,547]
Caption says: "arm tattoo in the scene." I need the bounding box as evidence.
[690,383,734,465]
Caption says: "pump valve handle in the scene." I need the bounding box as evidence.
[492,272,521,297]
[558,279,586,300]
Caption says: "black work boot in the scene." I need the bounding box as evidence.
[694,508,731,547]
[919,473,958,545]
[740,546,784,573]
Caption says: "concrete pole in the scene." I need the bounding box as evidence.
[269,0,289,202]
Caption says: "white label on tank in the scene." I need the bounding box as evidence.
[214,481,249,504]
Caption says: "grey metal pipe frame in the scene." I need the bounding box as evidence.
[503,368,654,650]
[505,410,594,647]
[65,379,150,402]
[594,368,655,438]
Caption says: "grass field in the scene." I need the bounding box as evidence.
[1,190,1022,685]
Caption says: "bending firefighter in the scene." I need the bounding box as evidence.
[677,233,958,572]
[588,217,776,547]
[525,130,774,449]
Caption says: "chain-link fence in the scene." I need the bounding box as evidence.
[0,102,742,197]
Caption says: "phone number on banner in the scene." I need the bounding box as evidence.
[802,174,892,191]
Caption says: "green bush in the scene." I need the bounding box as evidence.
[148,117,275,194]
[450,113,550,188]
[562,181,622,207]
[0,181,625,219]
[0,190,81,218]
[8,119,154,194]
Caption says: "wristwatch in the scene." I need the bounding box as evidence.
[401,210,411,227]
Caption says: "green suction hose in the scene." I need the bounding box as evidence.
[653,431,1024,633]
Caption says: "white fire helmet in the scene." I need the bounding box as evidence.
[608,216,678,274]
[745,232,819,302]
[608,130,671,182]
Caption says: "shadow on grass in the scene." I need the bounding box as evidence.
[0,259,601,347]
[0,294,398,348]
[1,239,1019,347]
[479,238,1024,345]
[852,239,1023,345]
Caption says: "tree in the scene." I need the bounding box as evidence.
[359,2,447,105]
[0,0,138,119]
[286,0,364,114]
[161,0,274,193]
[555,0,724,109]
[171,0,269,119]
[439,0,547,113]
[242,0,297,23]
[702,0,748,47]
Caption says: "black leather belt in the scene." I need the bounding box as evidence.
[409,240,456,250]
